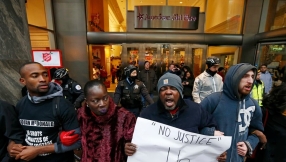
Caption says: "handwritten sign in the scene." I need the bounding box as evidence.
[128,118,232,162]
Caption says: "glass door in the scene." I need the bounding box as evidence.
[190,45,207,77]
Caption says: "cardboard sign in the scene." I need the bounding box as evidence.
[32,50,62,67]
[128,117,232,162]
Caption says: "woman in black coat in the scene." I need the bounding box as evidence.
[182,71,194,100]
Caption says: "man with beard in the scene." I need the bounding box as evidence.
[114,64,154,117]
[192,57,223,103]
[52,68,84,109]
[8,62,81,162]
[200,63,264,162]
[125,73,222,157]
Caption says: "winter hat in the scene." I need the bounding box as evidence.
[157,73,183,98]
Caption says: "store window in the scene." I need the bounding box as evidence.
[255,43,286,83]
[208,46,240,72]
[25,0,55,50]
[86,0,126,32]
[264,0,286,31]
[205,0,245,34]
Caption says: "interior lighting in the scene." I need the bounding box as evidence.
[180,1,182,3]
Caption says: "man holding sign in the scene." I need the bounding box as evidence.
[125,73,225,160]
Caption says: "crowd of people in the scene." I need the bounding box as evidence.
[0,57,285,162]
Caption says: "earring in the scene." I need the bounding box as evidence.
[86,104,89,107]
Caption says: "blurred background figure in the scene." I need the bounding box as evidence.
[53,68,84,108]
[99,66,107,82]
[180,65,191,79]
[217,67,225,82]
[114,65,154,117]
[260,64,272,94]
[111,65,117,84]
[182,70,195,101]
[256,83,286,162]
[138,61,157,108]
[251,70,265,108]
[93,63,100,80]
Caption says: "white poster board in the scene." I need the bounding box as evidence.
[32,50,62,67]
[128,118,232,162]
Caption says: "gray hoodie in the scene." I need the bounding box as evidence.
[28,82,63,104]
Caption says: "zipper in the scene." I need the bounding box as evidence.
[212,77,217,92]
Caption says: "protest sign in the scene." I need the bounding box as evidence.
[128,117,232,162]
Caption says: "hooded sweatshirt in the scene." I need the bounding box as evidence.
[15,82,80,162]
[200,63,264,162]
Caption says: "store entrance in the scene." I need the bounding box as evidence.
[121,44,207,79]
[88,44,208,92]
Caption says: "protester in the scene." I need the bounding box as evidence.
[138,61,157,107]
[200,63,264,162]
[0,100,24,162]
[217,67,225,82]
[260,64,272,94]
[99,66,107,82]
[77,80,136,161]
[125,73,223,156]
[165,63,181,76]
[92,63,100,80]
[8,62,81,162]
[114,65,154,117]
[251,70,264,107]
[255,83,286,161]
[192,57,223,103]
[182,71,195,100]
[111,65,117,84]
[180,65,191,79]
[53,68,84,109]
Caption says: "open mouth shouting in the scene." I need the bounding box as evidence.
[244,85,252,91]
[165,98,175,107]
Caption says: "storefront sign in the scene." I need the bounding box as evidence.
[32,50,62,67]
[134,6,199,29]
[269,45,286,53]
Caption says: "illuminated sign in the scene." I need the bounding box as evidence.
[269,45,286,53]
[134,6,200,30]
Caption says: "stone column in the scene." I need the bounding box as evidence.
[53,0,88,86]
[0,0,31,105]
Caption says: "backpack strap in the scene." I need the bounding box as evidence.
[52,96,62,130]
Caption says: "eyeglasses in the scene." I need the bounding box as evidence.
[90,95,109,105]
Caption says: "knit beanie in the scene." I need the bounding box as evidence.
[157,73,183,98]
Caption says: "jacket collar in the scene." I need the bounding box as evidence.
[157,97,187,114]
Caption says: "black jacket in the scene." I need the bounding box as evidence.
[140,99,216,135]
[182,77,194,98]
[138,69,157,93]
[0,100,23,162]
[114,78,154,108]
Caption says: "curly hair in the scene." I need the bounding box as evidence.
[262,83,286,113]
